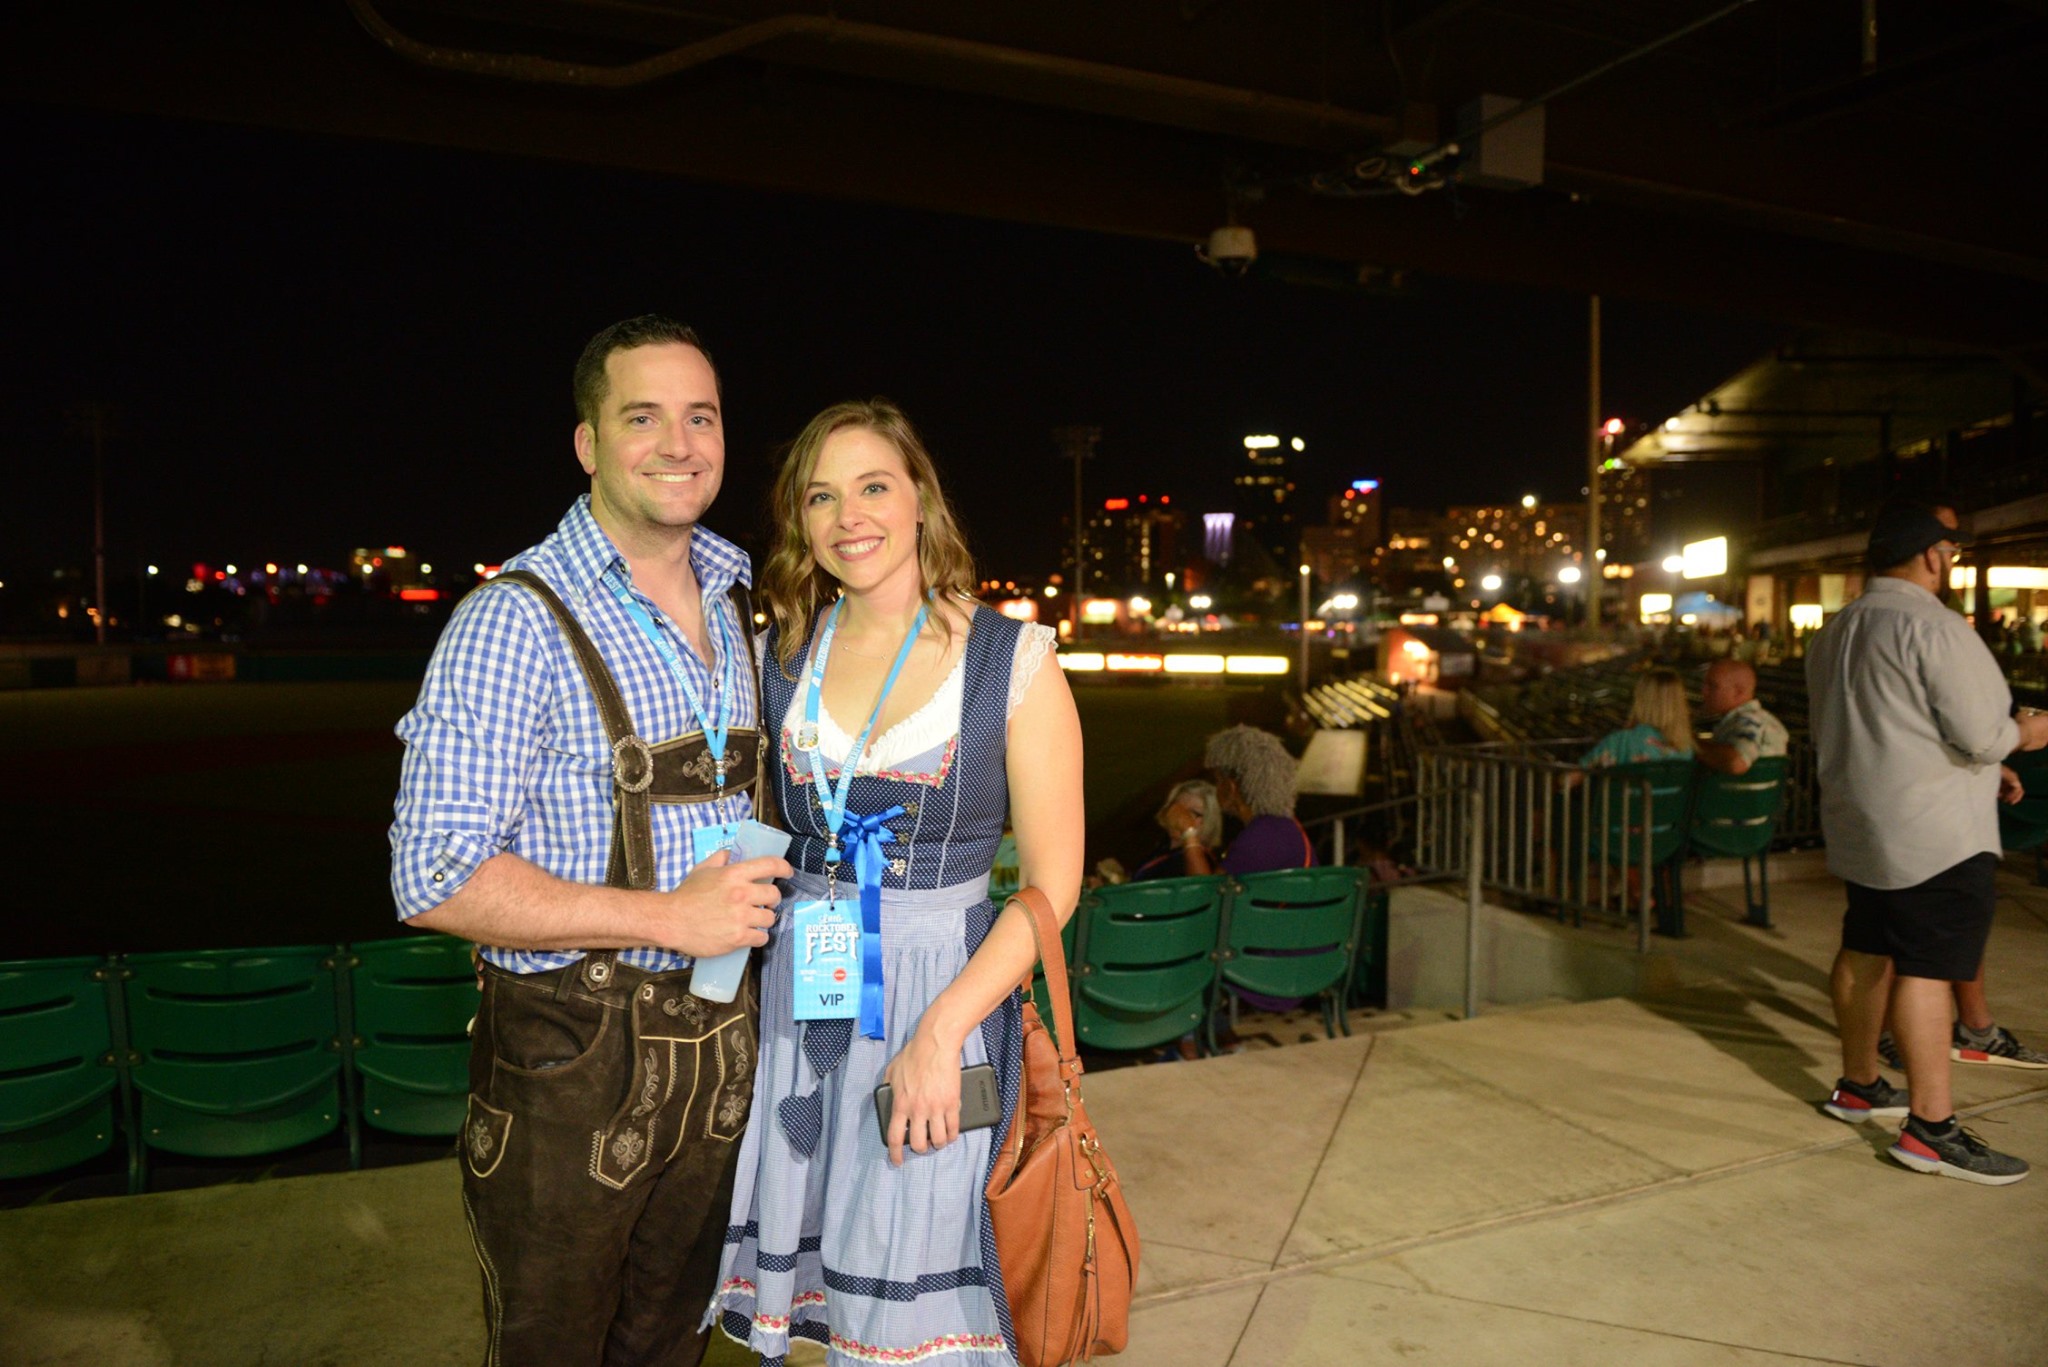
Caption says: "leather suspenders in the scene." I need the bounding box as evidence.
[488,569,767,983]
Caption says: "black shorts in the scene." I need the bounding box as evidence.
[1840,851,1999,982]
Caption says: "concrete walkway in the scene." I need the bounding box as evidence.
[4,866,2045,1366]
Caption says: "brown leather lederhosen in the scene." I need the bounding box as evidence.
[457,570,773,1367]
[484,570,768,1189]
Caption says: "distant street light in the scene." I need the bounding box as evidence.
[1661,554,1684,573]
[1557,566,1582,584]
[1189,594,1213,610]
[1480,573,1503,592]
[1520,494,1537,509]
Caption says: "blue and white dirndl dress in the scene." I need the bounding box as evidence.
[708,607,1053,1367]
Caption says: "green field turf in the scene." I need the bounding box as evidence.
[2,678,1278,958]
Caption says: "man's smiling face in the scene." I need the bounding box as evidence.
[575,341,724,548]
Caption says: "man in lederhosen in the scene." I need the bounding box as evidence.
[391,315,789,1364]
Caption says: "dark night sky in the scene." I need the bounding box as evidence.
[1,101,1786,581]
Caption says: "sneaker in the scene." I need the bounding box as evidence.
[1887,1116,2031,1185]
[1951,1023,2048,1070]
[1877,1031,1904,1071]
[1822,1075,1911,1124]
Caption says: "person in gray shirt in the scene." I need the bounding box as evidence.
[1807,503,2048,1184]
[1694,659,1788,776]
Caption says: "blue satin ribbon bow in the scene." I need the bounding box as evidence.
[833,803,904,1041]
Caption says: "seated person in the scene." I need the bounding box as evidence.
[1693,658,1788,775]
[1183,725,1316,1017]
[1578,668,1694,769]
[1132,779,1222,882]
[1176,726,1314,878]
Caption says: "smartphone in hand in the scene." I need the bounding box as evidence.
[874,1063,1001,1145]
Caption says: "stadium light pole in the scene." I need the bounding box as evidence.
[1298,561,1311,686]
[1585,296,1602,632]
[1054,425,1100,638]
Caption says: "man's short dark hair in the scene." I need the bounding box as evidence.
[572,315,716,428]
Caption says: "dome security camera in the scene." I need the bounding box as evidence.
[1196,225,1258,275]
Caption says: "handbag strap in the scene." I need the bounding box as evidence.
[1006,886,1081,1075]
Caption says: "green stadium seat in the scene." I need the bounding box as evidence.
[347,935,480,1137]
[1688,756,1789,927]
[1582,759,1694,936]
[1069,876,1225,1054]
[2001,749,2048,885]
[1350,886,1391,1010]
[1215,867,1368,1049]
[122,944,353,1185]
[0,955,135,1189]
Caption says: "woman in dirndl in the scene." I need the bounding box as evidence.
[705,398,1084,1366]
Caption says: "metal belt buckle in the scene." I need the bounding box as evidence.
[612,734,655,794]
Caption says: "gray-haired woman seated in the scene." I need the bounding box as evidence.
[1173,725,1314,878]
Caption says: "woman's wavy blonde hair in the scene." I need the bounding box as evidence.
[1629,667,1695,754]
[761,398,977,677]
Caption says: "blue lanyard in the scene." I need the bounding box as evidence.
[802,596,930,1039]
[601,569,740,790]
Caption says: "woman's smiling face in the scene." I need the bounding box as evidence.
[803,425,924,598]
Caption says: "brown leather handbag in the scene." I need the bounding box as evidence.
[986,887,1141,1366]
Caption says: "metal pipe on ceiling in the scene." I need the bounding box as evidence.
[345,0,1393,150]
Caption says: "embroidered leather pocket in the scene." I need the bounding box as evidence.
[461,1095,513,1180]
[705,1012,756,1144]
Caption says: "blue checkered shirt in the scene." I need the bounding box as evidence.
[390,496,757,973]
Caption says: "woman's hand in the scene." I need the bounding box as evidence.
[1157,797,1203,842]
[880,1025,964,1167]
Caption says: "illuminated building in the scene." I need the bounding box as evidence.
[1441,501,1586,580]
[1326,479,1384,546]
[1232,434,1302,566]
[1082,494,1183,592]
[1596,459,1651,564]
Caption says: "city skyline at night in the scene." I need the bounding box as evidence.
[2,103,1785,589]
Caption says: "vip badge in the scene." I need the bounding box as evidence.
[790,900,861,1021]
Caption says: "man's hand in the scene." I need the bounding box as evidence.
[2015,710,2048,753]
[1999,765,2025,805]
[661,849,789,958]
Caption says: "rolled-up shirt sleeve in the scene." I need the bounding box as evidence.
[390,587,554,920]
[1922,617,2019,767]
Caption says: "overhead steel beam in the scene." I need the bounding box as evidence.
[8,1,2048,358]
[346,0,1395,150]
[1753,14,2048,130]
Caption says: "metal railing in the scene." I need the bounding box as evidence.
[1414,749,1664,954]
[1302,756,1663,1019]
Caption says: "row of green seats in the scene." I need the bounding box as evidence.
[2001,748,2048,884]
[1031,866,1385,1059]
[1568,756,1789,936]
[0,935,478,1194]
